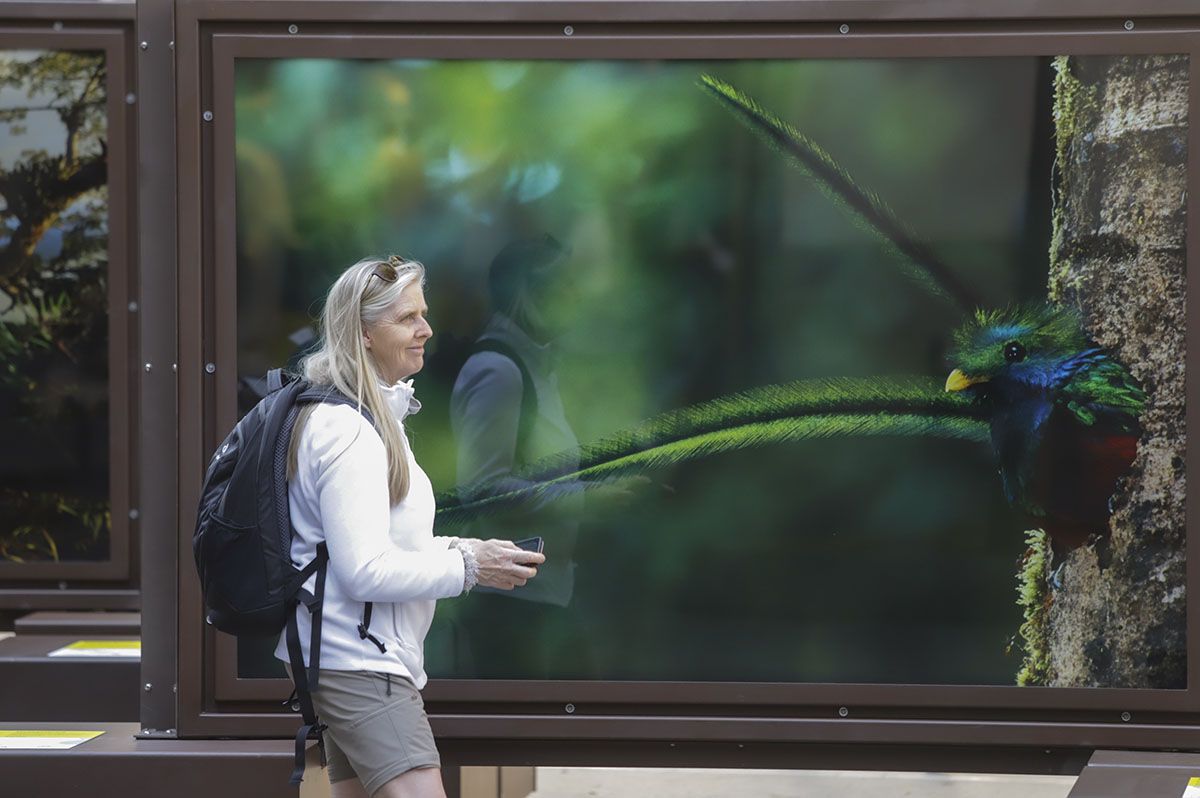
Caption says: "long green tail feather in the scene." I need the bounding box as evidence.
[698,74,981,313]
[435,376,989,526]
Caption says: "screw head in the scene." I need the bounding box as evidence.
[52,21,63,31]
[1121,711,1132,722]
[288,24,299,34]
[838,706,849,717]
[144,683,153,692]
[125,93,136,105]
[290,700,301,712]
[564,703,576,714]
[129,508,140,520]
[839,23,850,34]
[205,362,216,374]
[140,41,149,50]
[128,301,139,312]
[58,581,68,590]
[1124,20,1135,30]
[144,362,153,372]
[563,25,574,36]
[202,110,214,122]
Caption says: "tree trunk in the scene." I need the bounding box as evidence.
[1043,54,1188,688]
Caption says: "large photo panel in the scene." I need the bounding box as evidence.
[232,54,1187,688]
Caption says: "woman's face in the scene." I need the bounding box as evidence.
[364,280,433,384]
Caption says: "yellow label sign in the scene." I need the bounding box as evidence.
[63,640,140,650]
[47,639,141,658]
[0,730,105,750]
[0,731,105,738]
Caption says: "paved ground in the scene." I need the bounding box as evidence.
[529,768,1076,798]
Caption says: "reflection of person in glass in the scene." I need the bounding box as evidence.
[449,236,588,677]
[278,256,544,798]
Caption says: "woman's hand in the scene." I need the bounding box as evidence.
[464,538,545,590]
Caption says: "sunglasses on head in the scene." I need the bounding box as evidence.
[369,255,404,284]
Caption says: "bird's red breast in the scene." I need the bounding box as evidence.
[1026,411,1139,552]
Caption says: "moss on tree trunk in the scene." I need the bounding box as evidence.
[1040,54,1188,688]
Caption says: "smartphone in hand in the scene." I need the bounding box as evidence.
[514,536,544,556]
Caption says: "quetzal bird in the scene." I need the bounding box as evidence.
[945,304,1145,556]
[436,75,1147,568]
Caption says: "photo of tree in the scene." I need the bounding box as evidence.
[0,50,111,565]
[234,54,1185,687]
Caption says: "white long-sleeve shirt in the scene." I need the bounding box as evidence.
[274,379,465,688]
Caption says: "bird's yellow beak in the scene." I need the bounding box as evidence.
[945,368,989,392]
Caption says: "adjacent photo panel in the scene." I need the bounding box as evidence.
[0,49,113,568]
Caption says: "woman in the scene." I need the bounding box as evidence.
[275,255,544,798]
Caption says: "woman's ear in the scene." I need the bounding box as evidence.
[363,331,372,350]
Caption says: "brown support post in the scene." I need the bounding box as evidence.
[135,0,179,738]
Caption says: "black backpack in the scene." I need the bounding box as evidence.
[192,369,383,784]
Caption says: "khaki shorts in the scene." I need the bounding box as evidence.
[291,667,441,794]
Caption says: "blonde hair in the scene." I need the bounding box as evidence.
[287,255,426,505]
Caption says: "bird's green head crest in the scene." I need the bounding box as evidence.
[945,303,1089,393]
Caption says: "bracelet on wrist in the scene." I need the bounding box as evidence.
[451,539,479,593]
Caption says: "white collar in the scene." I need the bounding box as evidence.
[378,377,422,421]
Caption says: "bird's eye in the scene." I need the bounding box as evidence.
[1003,341,1026,363]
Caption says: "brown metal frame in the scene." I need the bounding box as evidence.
[168,0,1200,772]
[133,0,178,737]
[0,4,139,598]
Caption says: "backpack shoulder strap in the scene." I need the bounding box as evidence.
[285,541,329,785]
[296,384,376,428]
[474,338,538,456]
